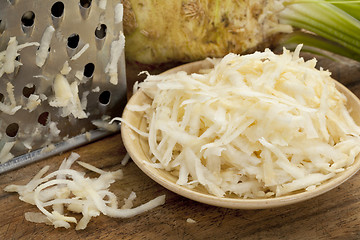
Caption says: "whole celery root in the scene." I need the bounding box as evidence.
[122,0,291,65]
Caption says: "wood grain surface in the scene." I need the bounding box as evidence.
[1,55,360,240]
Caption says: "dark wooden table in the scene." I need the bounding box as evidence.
[1,56,360,240]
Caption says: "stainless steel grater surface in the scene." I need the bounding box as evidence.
[0,0,127,173]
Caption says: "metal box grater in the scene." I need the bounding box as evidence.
[0,0,127,173]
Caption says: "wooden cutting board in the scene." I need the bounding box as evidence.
[1,55,360,239]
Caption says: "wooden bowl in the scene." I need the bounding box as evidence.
[121,60,360,209]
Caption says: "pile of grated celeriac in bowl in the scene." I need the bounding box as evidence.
[119,45,360,199]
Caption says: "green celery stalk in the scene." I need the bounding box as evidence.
[325,0,360,21]
[280,0,360,60]
[283,31,360,61]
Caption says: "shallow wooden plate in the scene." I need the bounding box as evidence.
[121,60,360,209]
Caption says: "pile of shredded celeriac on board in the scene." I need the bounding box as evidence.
[4,152,165,230]
[118,45,360,198]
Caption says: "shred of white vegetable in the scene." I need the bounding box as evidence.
[25,94,41,112]
[0,38,39,78]
[0,141,16,164]
[132,82,140,95]
[111,117,149,137]
[49,74,73,107]
[7,82,16,106]
[49,74,87,119]
[85,132,92,141]
[33,75,50,81]
[91,119,119,132]
[121,153,131,166]
[103,195,165,218]
[36,26,55,67]
[25,212,52,225]
[98,0,107,9]
[81,91,90,110]
[114,3,124,23]
[3,37,18,74]
[49,122,61,137]
[60,61,71,75]
[40,144,56,154]
[105,32,125,85]
[77,161,108,175]
[121,191,136,209]
[0,82,21,115]
[92,86,100,92]
[71,43,89,61]
[75,70,84,81]
[0,102,21,115]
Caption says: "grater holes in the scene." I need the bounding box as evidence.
[95,24,107,40]
[99,90,111,105]
[15,55,21,67]
[38,112,50,126]
[21,11,35,35]
[51,1,65,18]
[6,123,19,138]
[51,1,64,28]
[67,34,80,49]
[79,0,92,19]
[84,63,95,78]
[21,11,35,27]
[80,0,92,8]
[0,20,5,35]
[22,84,36,98]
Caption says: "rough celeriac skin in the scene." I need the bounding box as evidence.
[123,0,291,64]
